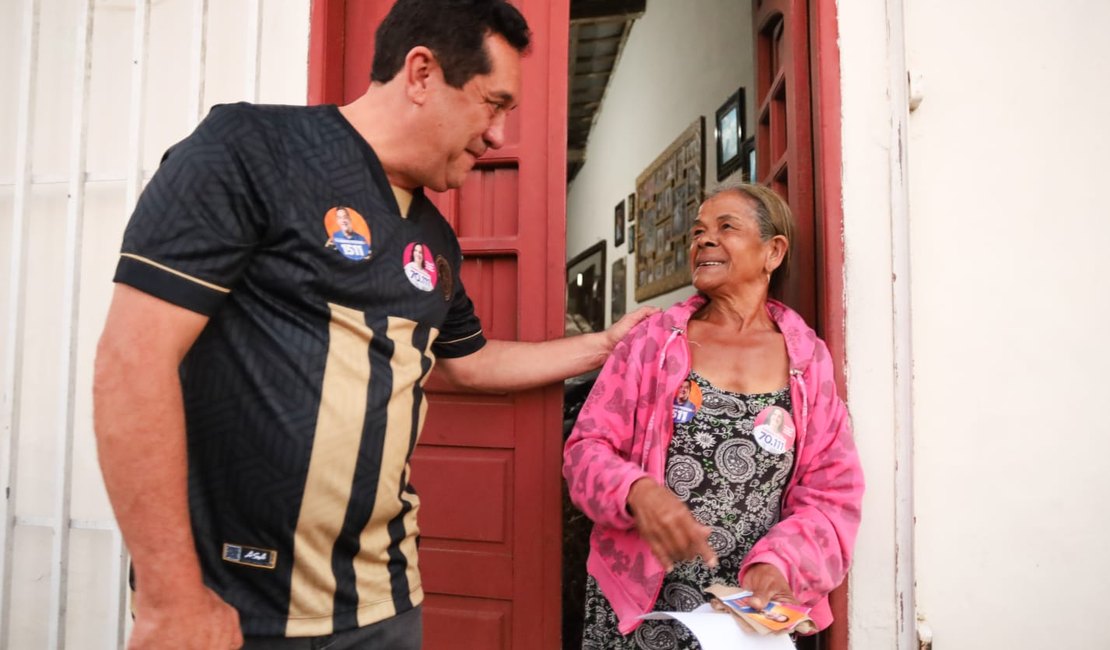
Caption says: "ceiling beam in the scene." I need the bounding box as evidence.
[570,0,646,23]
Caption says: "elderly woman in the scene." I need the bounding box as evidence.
[563,184,864,649]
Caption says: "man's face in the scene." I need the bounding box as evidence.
[424,34,522,191]
[336,211,351,232]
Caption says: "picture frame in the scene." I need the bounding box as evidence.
[714,88,746,181]
[627,192,636,223]
[611,258,627,322]
[628,224,635,254]
[566,241,607,334]
[634,117,704,301]
[740,136,756,182]
[614,199,626,246]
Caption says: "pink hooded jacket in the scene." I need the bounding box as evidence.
[563,294,864,634]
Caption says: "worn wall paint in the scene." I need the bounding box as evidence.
[842,0,1110,647]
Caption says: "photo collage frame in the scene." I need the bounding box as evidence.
[634,117,705,301]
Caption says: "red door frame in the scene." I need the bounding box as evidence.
[810,1,849,648]
[307,0,846,647]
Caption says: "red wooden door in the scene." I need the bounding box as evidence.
[754,2,849,647]
[308,2,569,648]
[754,0,817,327]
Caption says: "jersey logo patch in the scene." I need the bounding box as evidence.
[435,255,453,300]
[222,543,278,569]
[403,242,437,292]
[323,206,372,261]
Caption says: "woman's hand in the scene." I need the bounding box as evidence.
[627,477,717,572]
[740,562,796,609]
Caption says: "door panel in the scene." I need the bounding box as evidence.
[308,1,568,648]
[754,0,817,326]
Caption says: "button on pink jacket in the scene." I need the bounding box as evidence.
[563,294,864,634]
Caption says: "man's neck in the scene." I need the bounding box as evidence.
[338,86,420,190]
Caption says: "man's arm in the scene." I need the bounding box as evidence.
[94,284,242,649]
[434,306,657,392]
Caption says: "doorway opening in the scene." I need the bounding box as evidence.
[560,0,846,648]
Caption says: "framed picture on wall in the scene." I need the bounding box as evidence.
[566,241,606,334]
[611,258,627,322]
[634,117,704,302]
[715,88,746,181]
[614,199,626,246]
[628,224,635,254]
[627,192,636,223]
[741,136,756,182]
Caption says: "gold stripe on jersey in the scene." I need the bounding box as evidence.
[391,185,413,218]
[436,328,483,346]
[353,318,437,625]
[286,303,372,636]
[119,253,231,293]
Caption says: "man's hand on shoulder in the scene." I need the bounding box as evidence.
[601,306,659,352]
[129,584,242,649]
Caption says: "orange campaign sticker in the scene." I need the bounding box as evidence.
[672,378,703,424]
[752,405,796,455]
[323,206,372,261]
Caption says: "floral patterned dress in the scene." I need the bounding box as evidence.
[580,371,795,650]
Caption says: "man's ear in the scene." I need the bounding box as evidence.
[403,46,439,106]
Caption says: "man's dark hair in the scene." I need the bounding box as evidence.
[371,0,531,88]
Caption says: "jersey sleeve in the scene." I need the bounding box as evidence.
[113,104,271,315]
[431,253,486,359]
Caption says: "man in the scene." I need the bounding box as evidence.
[93,1,652,648]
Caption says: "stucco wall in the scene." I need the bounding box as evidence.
[0,1,310,647]
[565,0,755,322]
[841,0,1110,647]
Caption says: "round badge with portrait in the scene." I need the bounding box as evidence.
[403,242,437,292]
[752,405,796,455]
[323,206,372,261]
[672,378,703,425]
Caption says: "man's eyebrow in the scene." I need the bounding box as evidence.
[489,90,516,105]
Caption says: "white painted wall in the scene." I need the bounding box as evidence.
[0,1,310,647]
[837,0,902,644]
[565,0,754,323]
[841,0,1110,648]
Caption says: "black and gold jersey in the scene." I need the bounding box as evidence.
[114,103,485,636]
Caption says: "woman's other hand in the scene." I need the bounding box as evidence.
[627,477,717,572]
[740,562,797,609]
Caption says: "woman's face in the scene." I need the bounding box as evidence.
[768,408,784,431]
[688,192,781,297]
[413,244,425,265]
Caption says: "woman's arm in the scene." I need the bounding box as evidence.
[562,322,653,531]
[739,340,865,610]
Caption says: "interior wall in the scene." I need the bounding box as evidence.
[565,0,755,324]
[840,0,1110,648]
[0,1,310,647]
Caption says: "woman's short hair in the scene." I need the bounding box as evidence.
[704,182,795,296]
[371,0,532,89]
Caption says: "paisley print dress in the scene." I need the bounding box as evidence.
[580,371,794,650]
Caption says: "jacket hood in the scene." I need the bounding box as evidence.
[655,294,821,373]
